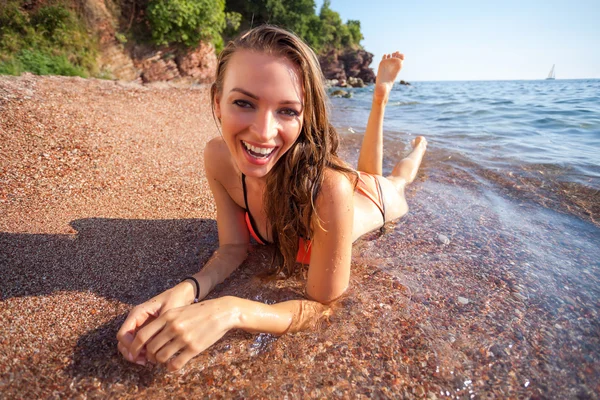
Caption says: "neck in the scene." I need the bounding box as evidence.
[244,172,268,190]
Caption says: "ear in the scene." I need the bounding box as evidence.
[214,94,222,120]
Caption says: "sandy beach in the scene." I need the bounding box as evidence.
[1,74,598,398]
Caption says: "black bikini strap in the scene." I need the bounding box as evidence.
[241,173,270,244]
[241,173,250,211]
[375,177,386,223]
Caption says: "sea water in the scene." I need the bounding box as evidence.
[330,79,600,396]
[332,79,600,188]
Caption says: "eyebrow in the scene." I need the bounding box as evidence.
[230,87,303,106]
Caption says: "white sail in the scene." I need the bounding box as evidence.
[546,64,556,80]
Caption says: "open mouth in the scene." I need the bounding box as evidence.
[241,140,276,159]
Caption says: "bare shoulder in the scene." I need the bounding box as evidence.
[315,169,355,217]
[320,168,355,199]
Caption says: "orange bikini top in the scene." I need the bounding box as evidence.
[242,174,312,264]
[241,172,385,265]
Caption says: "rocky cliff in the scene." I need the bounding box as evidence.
[80,0,372,86]
[319,48,376,87]
[80,0,216,84]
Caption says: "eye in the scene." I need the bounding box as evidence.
[233,99,253,109]
[279,108,300,117]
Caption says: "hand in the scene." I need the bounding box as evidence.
[128,297,238,371]
[116,282,195,365]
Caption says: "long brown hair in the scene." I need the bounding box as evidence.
[211,25,356,275]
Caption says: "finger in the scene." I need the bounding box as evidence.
[167,347,200,372]
[145,330,176,364]
[129,317,166,360]
[117,339,146,364]
[117,330,135,349]
[117,341,130,361]
[155,338,187,365]
[117,331,138,363]
[117,308,151,342]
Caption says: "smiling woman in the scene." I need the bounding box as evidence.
[116,25,427,371]
[214,50,305,177]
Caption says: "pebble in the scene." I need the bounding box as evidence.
[512,292,527,302]
[2,73,597,400]
[436,234,450,245]
[457,296,469,305]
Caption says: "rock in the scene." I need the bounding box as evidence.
[133,43,217,84]
[399,80,411,86]
[324,79,339,88]
[72,0,217,83]
[512,292,527,302]
[436,234,450,245]
[138,54,181,83]
[458,296,469,305]
[330,89,352,98]
[489,344,506,358]
[176,42,217,83]
[340,49,376,83]
[319,48,376,85]
[347,76,365,88]
[79,0,138,80]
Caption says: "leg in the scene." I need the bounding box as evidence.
[370,136,426,225]
[357,52,405,176]
[389,136,427,189]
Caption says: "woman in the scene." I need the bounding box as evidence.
[117,25,427,371]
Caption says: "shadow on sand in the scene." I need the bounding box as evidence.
[0,217,311,390]
[0,218,219,304]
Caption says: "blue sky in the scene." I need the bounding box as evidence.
[315,0,600,81]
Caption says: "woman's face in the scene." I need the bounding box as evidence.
[214,50,304,179]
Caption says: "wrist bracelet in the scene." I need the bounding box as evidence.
[181,276,200,303]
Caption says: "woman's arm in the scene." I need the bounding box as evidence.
[117,138,251,364]
[129,295,331,371]
[128,170,355,371]
[305,169,355,303]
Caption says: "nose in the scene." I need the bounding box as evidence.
[250,109,278,141]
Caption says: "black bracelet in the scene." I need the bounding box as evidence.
[181,276,200,303]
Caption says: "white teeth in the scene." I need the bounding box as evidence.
[242,141,275,157]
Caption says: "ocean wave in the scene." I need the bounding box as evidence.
[390,101,420,106]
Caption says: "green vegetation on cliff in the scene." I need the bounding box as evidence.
[125,0,361,53]
[0,1,98,76]
[224,0,363,53]
[0,0,364,77]
[146,0,227,47]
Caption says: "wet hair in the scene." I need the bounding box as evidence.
[211,25,356,275]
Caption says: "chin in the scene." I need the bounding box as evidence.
[238,143,285,177]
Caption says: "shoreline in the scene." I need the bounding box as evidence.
[1,75,599,398]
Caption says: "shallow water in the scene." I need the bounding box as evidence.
[331,79,600,397]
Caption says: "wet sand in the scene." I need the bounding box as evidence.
[1,75,599,398]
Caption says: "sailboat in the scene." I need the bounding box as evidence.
[546,64,556,80]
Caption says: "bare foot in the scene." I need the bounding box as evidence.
[373,52,404,104]
[411,136,427,150]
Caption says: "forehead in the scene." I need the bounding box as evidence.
[223,50,303,100]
